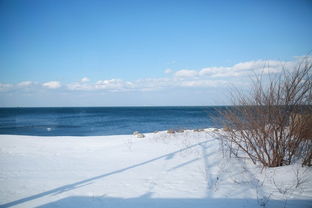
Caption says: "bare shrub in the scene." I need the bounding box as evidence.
[220,58,312,167]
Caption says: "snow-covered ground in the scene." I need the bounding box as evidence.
[0,129,311,208]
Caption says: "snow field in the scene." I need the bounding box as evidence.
[0,129,311,208]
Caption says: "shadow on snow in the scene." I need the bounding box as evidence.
[1,140,213,208]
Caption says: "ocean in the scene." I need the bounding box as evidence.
[0,106,226,136]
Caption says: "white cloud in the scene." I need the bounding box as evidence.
[17,81,33,87]
[42,81,61,89]
[0,83,13,92]
[95,79,134,91]
[191,60,294,78]
[199,67,229,77]
[179,80,229,88]
[80,77,90,83]
[67,79,134,92]
[164,69,173,74]
[67,82,93,91]
[232,60,287,74]
[1,56,309,95]
[174,69,198,77]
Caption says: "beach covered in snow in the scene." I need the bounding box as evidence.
[0,129,311,208]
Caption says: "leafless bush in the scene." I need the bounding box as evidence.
[220,58,312,167]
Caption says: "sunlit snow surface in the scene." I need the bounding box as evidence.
[0,129,311,208]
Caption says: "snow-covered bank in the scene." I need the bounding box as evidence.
[0,130,311,208]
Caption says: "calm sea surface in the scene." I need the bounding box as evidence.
[0,106,226,136]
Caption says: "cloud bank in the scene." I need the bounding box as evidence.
[0,56,308,94]
[174,59,295,78]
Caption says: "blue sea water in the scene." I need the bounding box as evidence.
[0,106,226,136]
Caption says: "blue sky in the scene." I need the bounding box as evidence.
[0,0,312,106]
